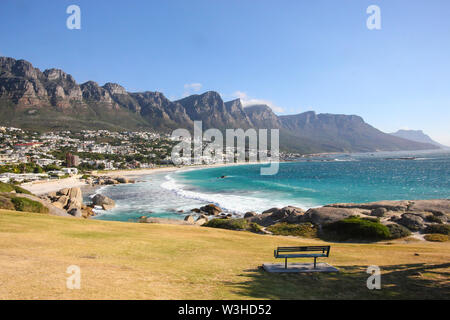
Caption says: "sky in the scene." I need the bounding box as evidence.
[1,0,449,145]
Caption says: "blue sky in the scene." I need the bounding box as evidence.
[1,0,449,145]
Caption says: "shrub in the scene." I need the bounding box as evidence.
[248,222,264,233]
[11,197,49,214]
[424,224,450,235]
[13,185,32,195]
[322,217,390,241]
[0,182,32,195]
[267,222,318,238]
[203,218,249,231]
[387,223,411,239]
[424,234,449,242]
[0,182,15,193]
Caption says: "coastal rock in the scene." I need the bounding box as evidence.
[184,215,195,223]
[200,204,222,216]
[262,208,280,214]
[244,211,257,219]
[248,206,305,227]
[66,187,83,206]
[397,213,426,231]
[92,194,115,211]
[56,187,84,212]
[82,207,95,218]
[190,208,201,213]
[104,179,119,185]
[407,199,450,216]
[371,208,387,217]
[326,200,410,212]
[53,195,69,208]
[57,188,70,196]
[47,191,58,199]
[195,217,208,225]
[115,177,128,184]
[301,207,364,226]
[44,187,85,217]
[68,208,82,218]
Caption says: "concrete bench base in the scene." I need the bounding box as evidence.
[263,262,339,273]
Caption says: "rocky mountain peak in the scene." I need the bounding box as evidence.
[0,57,41,80]
[0,55,440,153]
[244,104,281,129]
[43,68,75,84]
[103,82,127,95]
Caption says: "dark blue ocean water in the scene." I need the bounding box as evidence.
[94,150,450,222]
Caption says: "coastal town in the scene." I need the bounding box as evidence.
[0,126,297,184]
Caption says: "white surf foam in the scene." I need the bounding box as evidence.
[161,174,311,214]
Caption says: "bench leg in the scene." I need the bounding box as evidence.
[285,257,287,269]
[314,257,317,269]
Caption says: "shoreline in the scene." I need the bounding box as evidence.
[98,160,272,178]
[20,161,272,196]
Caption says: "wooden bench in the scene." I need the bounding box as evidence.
[274,246,331,269]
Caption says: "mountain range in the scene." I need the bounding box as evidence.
[0,56,439,154]
[390,130,448,149]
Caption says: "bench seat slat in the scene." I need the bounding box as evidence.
[276,253,327,258]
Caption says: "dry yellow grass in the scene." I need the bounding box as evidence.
[0,209,449,300]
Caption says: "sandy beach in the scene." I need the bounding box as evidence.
[20,161,271,195]
[21,177,89,196]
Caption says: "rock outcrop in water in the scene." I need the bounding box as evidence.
[92,194,115,211]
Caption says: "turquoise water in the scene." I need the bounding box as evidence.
[94,150,450,222]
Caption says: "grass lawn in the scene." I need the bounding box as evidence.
[0,209,449,300]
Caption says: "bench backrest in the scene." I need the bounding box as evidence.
[275,246,330,256]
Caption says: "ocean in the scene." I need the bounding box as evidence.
[93,149,450,222]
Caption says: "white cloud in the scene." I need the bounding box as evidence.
[232,91,284,113]
[183,83,203,97]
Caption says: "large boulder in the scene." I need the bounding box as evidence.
[66,187,83,207]
[301,207,364,226]
[397,213,426,231]
[104,179,119,185]
[262,207,280,214]
[200,204,222,216]
[57,188,70,196]
[92,194,115,210]
[407,199,450,216]
[81,206,95,218]
[53,195,69,209]
[184,215,195,223]
[371,207,387,217]
[115,177,129,184]
[244,211,257,219]
[248,206,305,227]
[195,217,208,225]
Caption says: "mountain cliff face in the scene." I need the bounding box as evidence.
[0,56,439,153]
[244,104,281,129]
[390,130,446,148]
[176,92,253,129]
[277,112,435,152]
